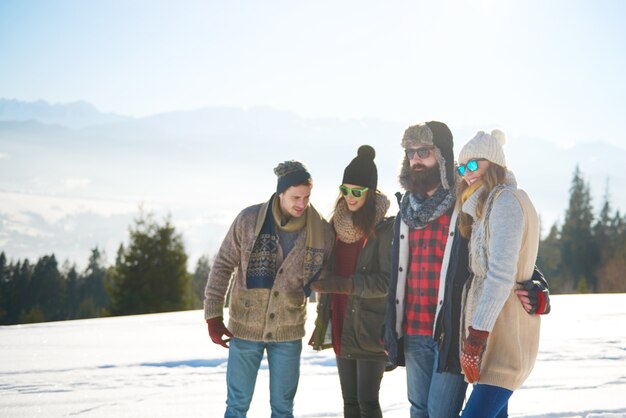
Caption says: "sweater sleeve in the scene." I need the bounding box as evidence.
[203,210,246,320]
[472,191,524,332]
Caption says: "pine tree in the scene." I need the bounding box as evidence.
[0,253,8,322]
[9,260,33,324]
[80,247,111,317]
[191,255,211,309]
[110,212,191,315]
[65,264,80,319]
[25,255,65,322]
[537,223,565,292]
[594,180,615,253]
[560,166,599,291]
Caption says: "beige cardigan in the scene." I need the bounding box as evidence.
[461,181,541,391]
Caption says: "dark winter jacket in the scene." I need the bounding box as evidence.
[312,217,395,360]
[383,206,470,373]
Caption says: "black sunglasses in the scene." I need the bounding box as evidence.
[405,147,433,160]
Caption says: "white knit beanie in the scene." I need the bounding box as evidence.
[458,129,507,167]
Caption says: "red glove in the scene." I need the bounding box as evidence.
[461,326,489,383]
[207,317,233,348]
[517,279,551,314]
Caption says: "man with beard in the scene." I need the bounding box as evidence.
[383,122,550,417]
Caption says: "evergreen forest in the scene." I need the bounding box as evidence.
[1,166,624,325]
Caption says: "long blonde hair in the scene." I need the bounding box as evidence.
[456,164,507,239]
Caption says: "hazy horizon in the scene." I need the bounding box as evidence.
[1,0,625,267]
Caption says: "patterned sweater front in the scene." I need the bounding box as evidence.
[204,203,334,342]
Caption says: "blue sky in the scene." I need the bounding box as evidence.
[1,0,626,266]
[1,0,625,148]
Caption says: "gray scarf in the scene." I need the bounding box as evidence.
[400,186,456,229]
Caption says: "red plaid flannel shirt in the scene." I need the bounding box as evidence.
[403,212,451,336]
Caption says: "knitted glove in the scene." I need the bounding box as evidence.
[310,275,354,294]
[207,317,233,348]
[518,279,551,314]
[461,326,489,384]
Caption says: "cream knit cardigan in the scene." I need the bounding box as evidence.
[460,172,540,391]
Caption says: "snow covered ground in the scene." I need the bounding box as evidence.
[1,294,625,418]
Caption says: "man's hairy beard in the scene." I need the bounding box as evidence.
[399,159,441,195]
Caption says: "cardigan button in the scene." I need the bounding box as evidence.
[269,313,275,319]
[396,299,400,304]
[398,267,403,272]
[273,291,279,297]
[400,234,405,239]
[266,332,273,339]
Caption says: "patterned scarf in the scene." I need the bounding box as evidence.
[400,185,456,229]
[332,193,391,243]
[246,194,327,290]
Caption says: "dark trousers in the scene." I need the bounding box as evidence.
[336,356,386,418]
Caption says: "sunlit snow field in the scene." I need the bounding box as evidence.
[1,294,625,417]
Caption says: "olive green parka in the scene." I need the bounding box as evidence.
[311,217,394,360]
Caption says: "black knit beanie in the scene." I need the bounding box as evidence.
[342,145,378,189]
[274,160,311,194]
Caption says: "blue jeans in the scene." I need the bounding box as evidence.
[404,335,468,418]
[224,337,302,418]
[461,384,512,418]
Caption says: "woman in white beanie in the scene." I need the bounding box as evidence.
[455,129,541,417]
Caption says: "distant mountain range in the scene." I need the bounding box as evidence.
[1,98,625,267]
[0,98,130,129]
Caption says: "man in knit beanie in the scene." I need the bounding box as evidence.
[204,160,334,417]
[384,123,551,418]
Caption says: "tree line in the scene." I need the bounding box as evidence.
[538,166,625,293]
[1,166,624,325]
[0,212,211,325]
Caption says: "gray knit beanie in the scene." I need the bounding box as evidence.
[459,129,507,167]
[274,160,311,194]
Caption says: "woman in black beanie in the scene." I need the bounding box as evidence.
[310,145,394,418]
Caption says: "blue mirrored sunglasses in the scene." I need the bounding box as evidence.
[457,158,487,176]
